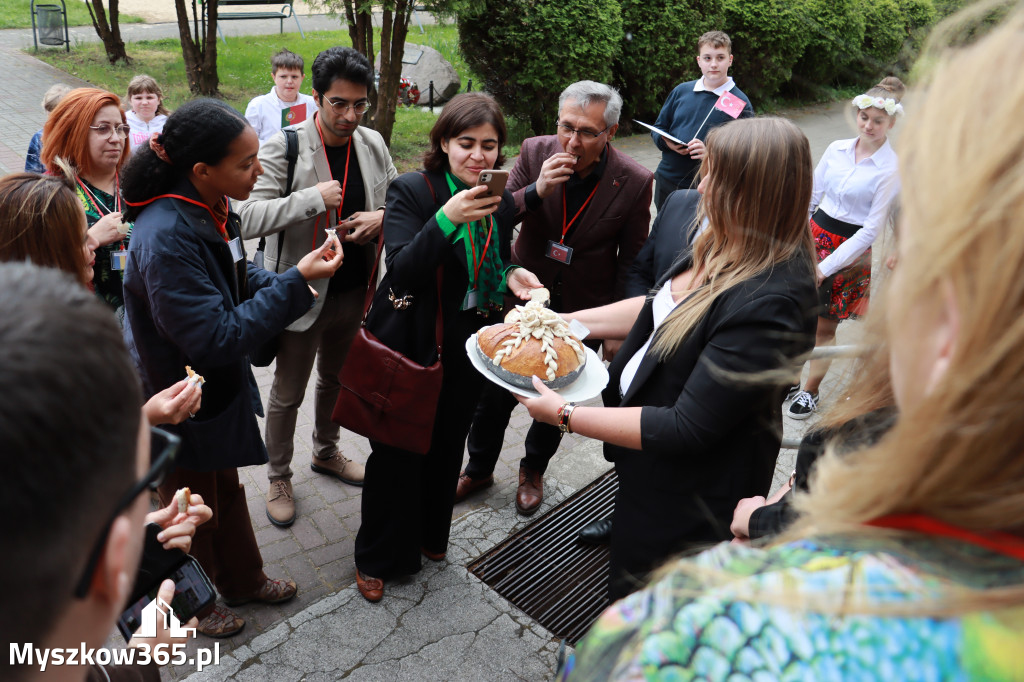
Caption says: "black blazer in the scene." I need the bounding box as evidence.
[604,253,816,573]
[624,189,702,297]
[366,170,516,366]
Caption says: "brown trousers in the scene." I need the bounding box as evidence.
[157,467,266,600]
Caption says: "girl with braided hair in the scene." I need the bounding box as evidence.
[121,98,344,637]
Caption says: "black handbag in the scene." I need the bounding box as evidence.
[251,127,299,367]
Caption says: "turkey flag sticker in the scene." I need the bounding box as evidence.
[714,91,746,119]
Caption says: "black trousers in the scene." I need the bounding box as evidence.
[354,310,489,579]
[464,382,563,478]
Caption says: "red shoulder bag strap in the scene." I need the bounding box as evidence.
[360,173,444,358]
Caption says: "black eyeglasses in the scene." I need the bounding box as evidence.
[73,427,180,599]
[324,97,371,116]
[555,122,611,140]
[89,123,132,139]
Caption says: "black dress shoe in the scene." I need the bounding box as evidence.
[578,518,613,545]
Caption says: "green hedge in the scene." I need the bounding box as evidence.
[457,0,623,135]
[455,0,952,127]
[858,0,909,78]
[790,0,867,89]
[614,0,723,124]
[722,0,811,102]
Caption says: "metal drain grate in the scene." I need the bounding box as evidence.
[468,468,617,645]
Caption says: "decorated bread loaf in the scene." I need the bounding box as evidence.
[476,288,586,390]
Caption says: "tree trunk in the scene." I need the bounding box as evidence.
[87,0,130,65]
[373,0,412,147]
[174,0,220,96]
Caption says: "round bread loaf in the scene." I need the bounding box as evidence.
[475,293,586,390]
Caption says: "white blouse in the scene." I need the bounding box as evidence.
[619,283,682,396]
[810,137,900,277]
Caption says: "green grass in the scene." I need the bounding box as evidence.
[2,0,143,30]
[32,23,526,171]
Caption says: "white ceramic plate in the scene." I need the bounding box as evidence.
[465,334,609,401]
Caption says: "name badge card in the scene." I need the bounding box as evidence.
[546,240,573,265]
[228,237,244,263]
[110,250,127,271]
[461,288,479,311]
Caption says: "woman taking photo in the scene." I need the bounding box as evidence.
[353,93,541,602]
[787,77,904,419]
[519,116,818,599]
[121,98,344,637]
[562,13,1024,678]
[40,88,134,321]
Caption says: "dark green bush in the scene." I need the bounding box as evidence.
[892,0,938,75]
[789,0,867,90]
[457,0,623,135]
[613,0,723,125]
[722,0,811,102]
[856,0,908,78]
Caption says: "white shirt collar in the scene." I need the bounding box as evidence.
[693,76,735,95]
[268,86,301,107]
[838,137,897,168]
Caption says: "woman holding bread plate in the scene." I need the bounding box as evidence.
[517,116,818,600]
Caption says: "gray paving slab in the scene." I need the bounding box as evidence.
[3,20,872,678]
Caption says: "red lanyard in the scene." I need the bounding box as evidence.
[314,115,352,249]
[467,214,494,287]
[124,194,231,242]
[868,513,1024,562]
[560,181,600,244]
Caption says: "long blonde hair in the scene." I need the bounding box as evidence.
[797,7,1024,540]
[652,117,816,358]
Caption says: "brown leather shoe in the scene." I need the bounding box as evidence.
[421,547,446,562]
[223,577,298,607]
[355,569,383,602]
[516,465,543,516]
[265,478,295,527]
[454,471,494,503]
[311,451,365,486]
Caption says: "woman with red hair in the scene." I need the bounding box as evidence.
[41,88,133,321]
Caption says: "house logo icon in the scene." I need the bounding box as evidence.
[136,597,197,639]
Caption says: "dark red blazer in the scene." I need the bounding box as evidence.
[508,135,653,311]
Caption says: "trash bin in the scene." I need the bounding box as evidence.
[35,5,63,45]
[32,0,69,52]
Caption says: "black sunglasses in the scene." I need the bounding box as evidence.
[73,427,180,599]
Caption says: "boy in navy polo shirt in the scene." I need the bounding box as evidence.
[651,31,754,209]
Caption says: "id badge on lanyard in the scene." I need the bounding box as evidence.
[546,240,573,264]
[110,248,127,271]
[227,237,244,263]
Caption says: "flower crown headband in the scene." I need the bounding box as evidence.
[852,94,904,116]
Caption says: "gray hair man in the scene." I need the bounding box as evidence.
[457,80,653,516]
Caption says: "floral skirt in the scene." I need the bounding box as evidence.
[812,217,871,321]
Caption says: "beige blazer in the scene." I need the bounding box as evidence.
[238,115,397,331]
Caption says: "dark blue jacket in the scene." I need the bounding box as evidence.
[652,80,754,189]
[123,181,313,472]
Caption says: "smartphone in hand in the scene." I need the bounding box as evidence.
[117,523,216,640]
[477,170,509,197]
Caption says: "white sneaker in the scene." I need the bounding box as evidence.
[787,391,818,420]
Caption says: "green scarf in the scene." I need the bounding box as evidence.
[444,172,504,312]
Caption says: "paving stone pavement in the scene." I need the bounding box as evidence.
[1,20,877,679]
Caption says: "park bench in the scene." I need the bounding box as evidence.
[213,0,305,43]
